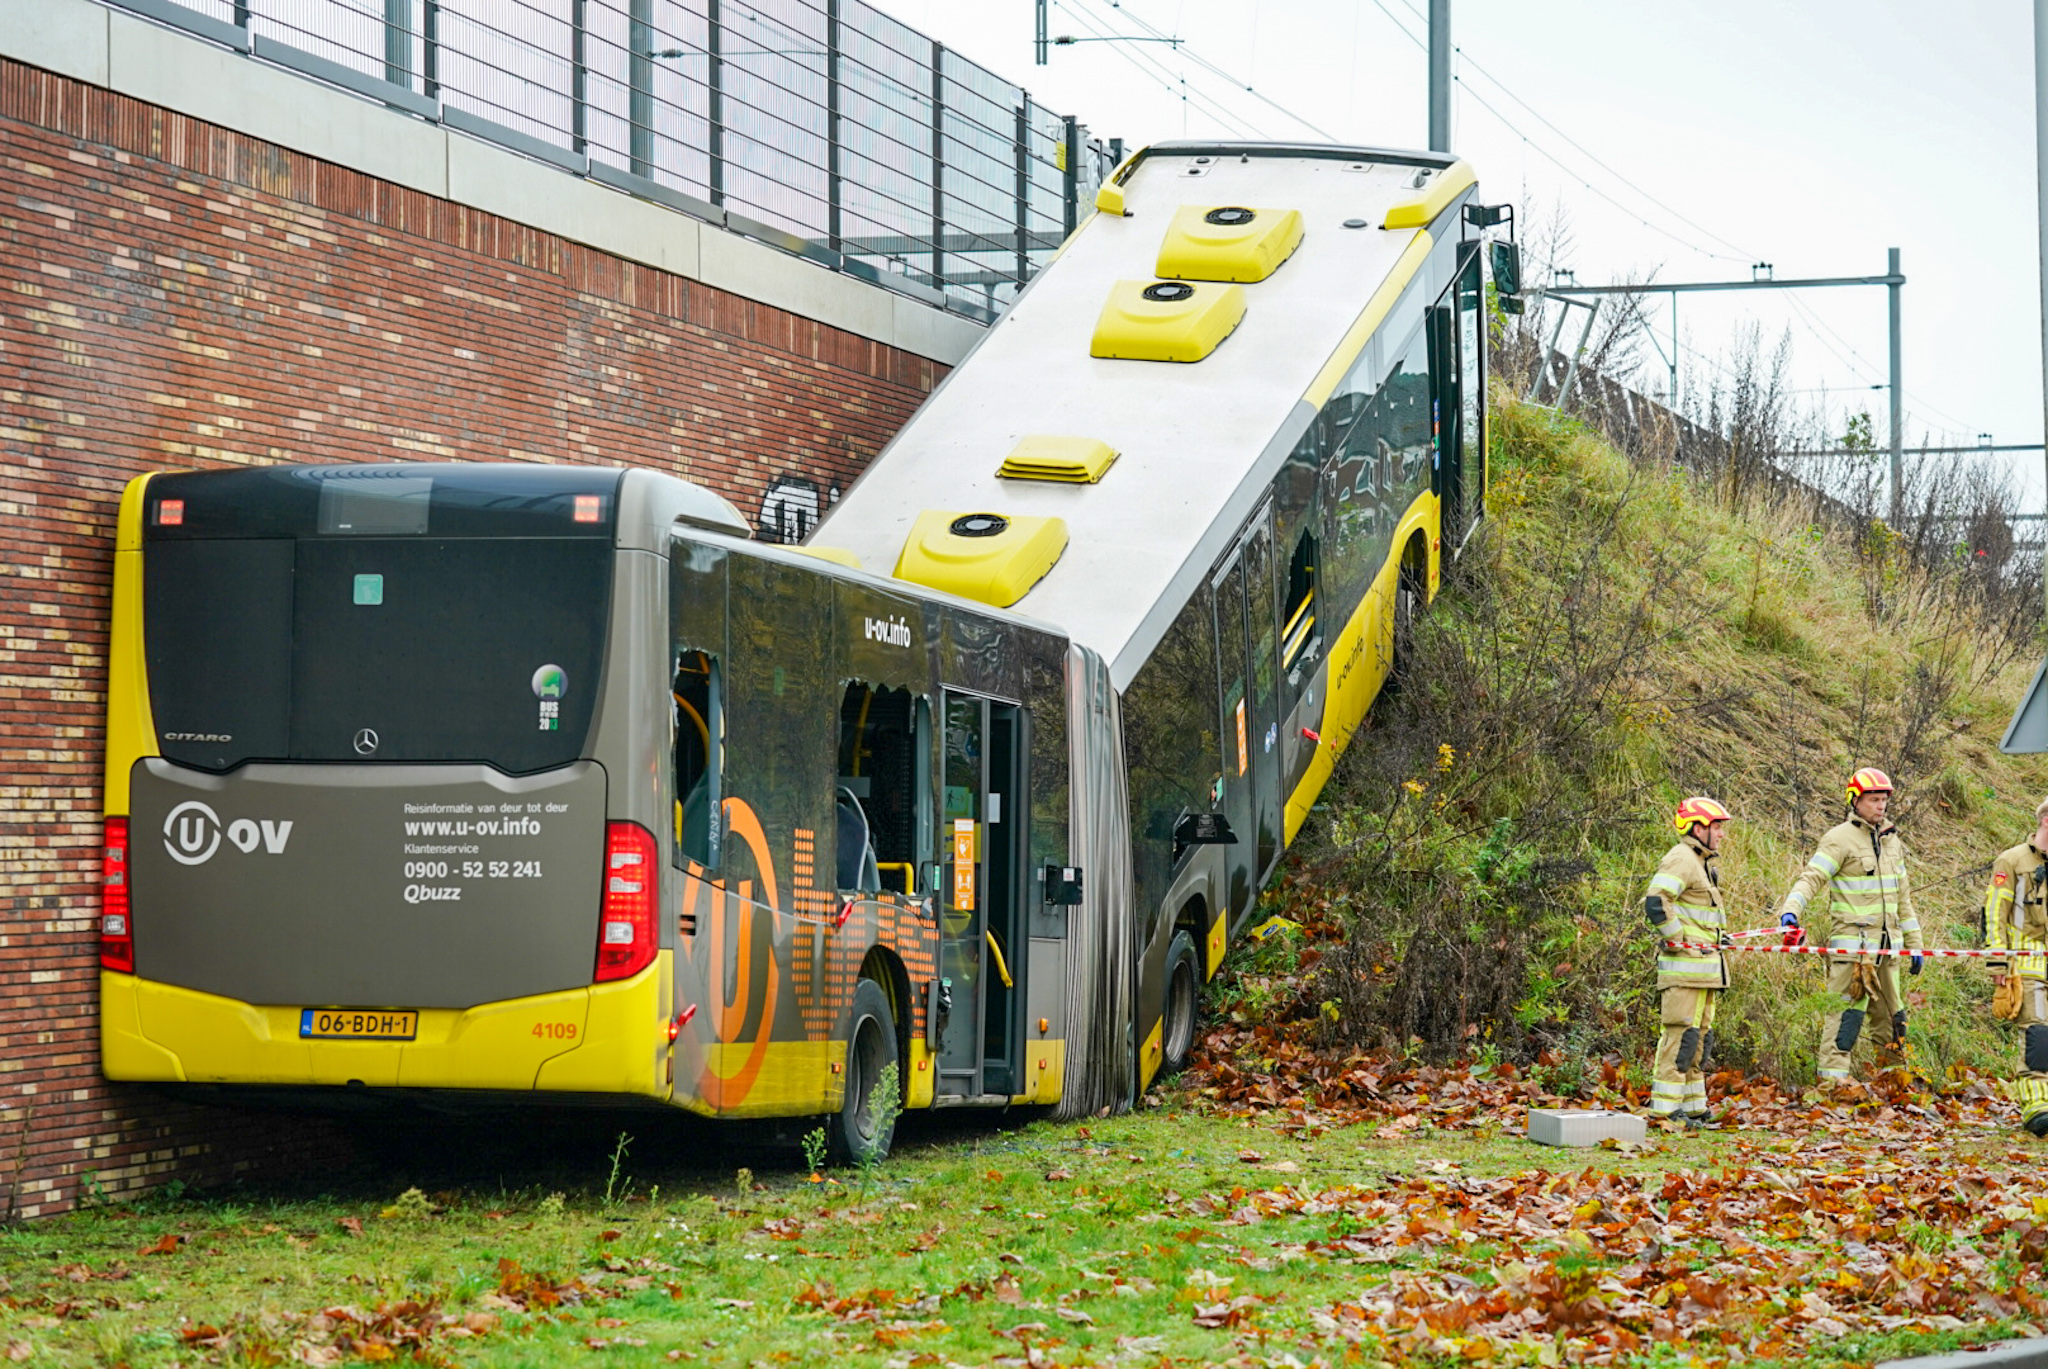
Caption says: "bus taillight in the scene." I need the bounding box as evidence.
[101,818,133,973]
[595,820,657,982]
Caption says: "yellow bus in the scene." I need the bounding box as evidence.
[811,140,1496,1086]
[100,141,1502,1156]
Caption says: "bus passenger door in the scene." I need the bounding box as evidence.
[1212,505,1282,928]
[935,691,1024,1098]
[1456,249,1486,546]
[1433,248,1486,554]
[1429,301,1461,541]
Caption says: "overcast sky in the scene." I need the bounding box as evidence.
[882,0,2045,503]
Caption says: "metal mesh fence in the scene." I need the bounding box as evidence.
[122,0,1120,318]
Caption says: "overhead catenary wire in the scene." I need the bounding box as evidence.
[1104,0,1891,417]
[1378,0,1984,445]
[1362,1,1750,268]
[1395,0,1758,265]
[1061,0,1269,137]
[1418,0,1989,438]
[1776,291,1979,436]
[1055,0,1993,458]
[1525,265,1892,419]
[1092,0,1339,140]
[1055,0,1268,140]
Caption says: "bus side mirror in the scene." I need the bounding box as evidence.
[1043,865,1084,906]
[1490,241,1521,298]
[1173,812,1237,846]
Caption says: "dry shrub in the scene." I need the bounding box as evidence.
[1290,402,1735,1059]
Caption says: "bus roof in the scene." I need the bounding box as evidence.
[810,141,1478,686]
[129,462,750,552]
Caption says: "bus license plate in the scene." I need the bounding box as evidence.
[300,1008,418,1041]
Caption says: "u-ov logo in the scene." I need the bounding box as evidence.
[161,800,294,866]
[163,800,221,866]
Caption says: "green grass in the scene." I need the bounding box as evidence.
[3,1098,2043,1368]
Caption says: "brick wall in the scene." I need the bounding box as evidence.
[0,54,945,1218]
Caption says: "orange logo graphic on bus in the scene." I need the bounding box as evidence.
[694,796,781,1109]
[675,797,938,1113]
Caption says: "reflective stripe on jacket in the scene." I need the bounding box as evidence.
[1778,816,1920,952]
[1649,833,1726,989]
[1985,840,2048,981]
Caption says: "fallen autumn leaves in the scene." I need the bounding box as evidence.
[1161,1158,2046,1364]
[5,1023,2044,1369]
[1177,1021,2047,1365]
[45,1256,677,1368]
[1190,1020,2017,1145]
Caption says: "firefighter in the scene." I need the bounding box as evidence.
[1644,797,1734,1123]
[1982,797,2048,1138]
[1777,767,1923,1085]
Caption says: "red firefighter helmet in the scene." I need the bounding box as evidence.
[1845,767,1894,806]
[1673,796,1732,834]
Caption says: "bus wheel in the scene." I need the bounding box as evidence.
[829,978,900,1165]
[1161,932,1201,1075]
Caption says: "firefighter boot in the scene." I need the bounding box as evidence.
[1683,1031,1717,1124]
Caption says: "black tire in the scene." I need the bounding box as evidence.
[828,978,900,1165]
[1161,931,1202,1076]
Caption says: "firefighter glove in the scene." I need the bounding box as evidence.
[1908,952,1923,976]
[1779,911,1800,928]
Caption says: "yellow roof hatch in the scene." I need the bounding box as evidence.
[1155,205,1304,283]
[997,435,1120,484]
[1090,279,1246,363]
[893,510,1068,608]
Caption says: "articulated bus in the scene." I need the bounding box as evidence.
[100,141,1498,1155]
[810,141,1495,1086]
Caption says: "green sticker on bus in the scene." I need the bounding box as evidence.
[353,574,383,605]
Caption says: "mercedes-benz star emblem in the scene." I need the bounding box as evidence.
[353,728,380,755]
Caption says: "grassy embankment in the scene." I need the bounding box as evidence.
[4,396,2045,1368]
[1256,390,2048,1083]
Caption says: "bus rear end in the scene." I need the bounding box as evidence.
[101,463,714,1102]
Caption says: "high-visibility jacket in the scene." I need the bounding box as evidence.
[1647,832,1727,989]
[1984,840,2048,981]
[1778,816,1922,953]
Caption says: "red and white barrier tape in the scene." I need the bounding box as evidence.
[1669,940,2016,960]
